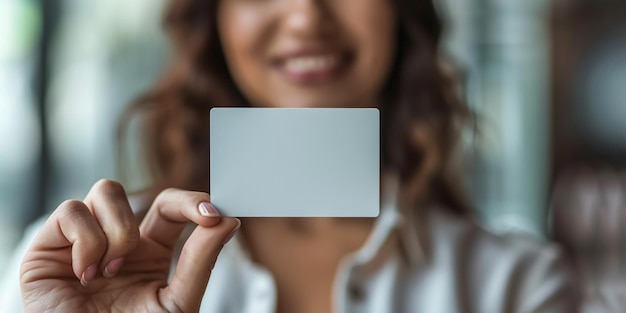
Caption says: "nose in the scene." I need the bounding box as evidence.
[282,0,334,39]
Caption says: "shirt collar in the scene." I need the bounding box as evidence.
[228,173,429,269]
[346,173,428,268]
[381,173,428,266]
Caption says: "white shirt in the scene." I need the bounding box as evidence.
[199,204,578,313]
[1,198,578,313]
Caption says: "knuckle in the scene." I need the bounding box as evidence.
[157,187,180,199]
[93,179,126,197]
[55,200,108,248]
[58,199,89,216]
[153,187,183,206]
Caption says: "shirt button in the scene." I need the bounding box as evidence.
[348,283,365,302]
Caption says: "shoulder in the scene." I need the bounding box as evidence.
[427,206,568,263]
[425,208,580,312]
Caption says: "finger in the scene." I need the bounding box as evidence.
[139,188,222,250]
[84,179,140,275]
[23,200,107,286]
[164,217,241,313]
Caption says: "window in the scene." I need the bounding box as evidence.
[0,0,167,277]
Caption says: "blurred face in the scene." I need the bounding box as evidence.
[217,0,397,108]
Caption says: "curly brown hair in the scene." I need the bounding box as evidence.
[117,0,473,215]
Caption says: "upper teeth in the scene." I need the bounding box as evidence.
[284,55,339,73]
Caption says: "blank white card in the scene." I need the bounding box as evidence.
[210,108,379,217]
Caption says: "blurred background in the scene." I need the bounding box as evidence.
[0,0,624,311]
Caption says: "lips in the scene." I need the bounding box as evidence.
[273,50,353,84]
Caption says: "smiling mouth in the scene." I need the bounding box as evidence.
[274,51,353,84]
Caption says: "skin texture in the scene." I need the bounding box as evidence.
[217,1,397,312]
[20,0,397,312]
[20,180,240,313]
[217,0,397,108]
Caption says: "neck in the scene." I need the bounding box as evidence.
[241,217,375,238]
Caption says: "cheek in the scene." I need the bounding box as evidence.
[348,1,397,91]
[217,4,271,101]
[353,0,397,72]
[217,0,397,108]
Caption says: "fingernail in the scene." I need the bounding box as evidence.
[80,264,97,286]
[199,202,220,217]
[103,257,124,278]
[222,218,241,245]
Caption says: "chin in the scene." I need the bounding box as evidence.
[270,96,367,109]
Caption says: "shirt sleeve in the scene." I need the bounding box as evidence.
[0,217,47,313]
[517,244,580,313]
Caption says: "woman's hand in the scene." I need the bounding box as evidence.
[19,179,240,313]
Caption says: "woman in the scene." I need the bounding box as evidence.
[15,0,577,312]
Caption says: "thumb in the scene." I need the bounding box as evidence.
[160,217,241,312]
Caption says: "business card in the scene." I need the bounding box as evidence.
[210,108,379,217]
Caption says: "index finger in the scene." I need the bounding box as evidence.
[139,188,222,249]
